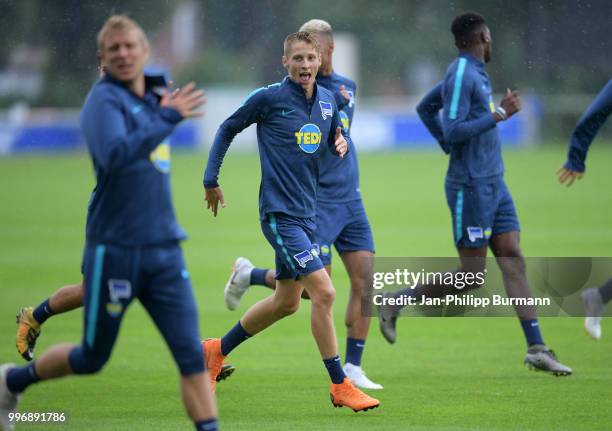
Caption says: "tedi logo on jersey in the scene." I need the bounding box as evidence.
[150,140,171,173]
[295,123,322,153]
[319,100,333,120]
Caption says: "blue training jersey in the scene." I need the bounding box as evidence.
[565,79,612,173]
[204,76,348,220]
[441,53,503,184]
[81,73,187,246]
[315,72,361,203]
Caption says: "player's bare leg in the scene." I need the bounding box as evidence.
[180,372,218,423]
[30,344,75,379]
[339,251,383,389]
[301,269,338,358]
[233,270,335,356]
[207,269,379,410]
[49,282,85,313]
[301,268,379,411]
[240,278,303,334]
[490,231,572,376]
[16,282,84,361]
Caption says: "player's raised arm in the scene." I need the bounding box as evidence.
[81,91,181,172]
[416,81,449,154]
[558,79,612,184]
[203,88,268,216]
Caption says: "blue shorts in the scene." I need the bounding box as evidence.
[445,180,520,248]
[314,200,375,266]
[74,242,204,375]
[260,213,324,280]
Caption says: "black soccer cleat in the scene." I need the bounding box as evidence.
[216,363,236,382]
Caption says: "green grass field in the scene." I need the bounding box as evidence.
[1,146,611,430]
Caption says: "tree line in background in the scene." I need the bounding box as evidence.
[1,0,610,108]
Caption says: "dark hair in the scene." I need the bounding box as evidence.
[283,31,320,55]
[451,12,486,48]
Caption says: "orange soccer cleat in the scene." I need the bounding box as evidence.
[15,307,41,361]
[202,338,226,393]
[330,377,380,412]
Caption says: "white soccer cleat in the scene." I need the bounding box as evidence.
[584,317,602,340]
[224,257,255,311]
[524,345,572,376]
[0,364,20,431]
[343,363,383,390]
[581,288,604,340]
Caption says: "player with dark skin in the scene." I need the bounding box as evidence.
[378,12,571,376]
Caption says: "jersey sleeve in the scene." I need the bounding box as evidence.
[565,79,612,173]
[80,88,182,173]
[442,67,496,145]
[416,81,448,154]
[203,88,269,188]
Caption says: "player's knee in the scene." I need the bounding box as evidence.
[349,273,370,295]
[497,252,526,280]
[275,296,300,317]
[69,346,111,375]
[311,284,336,308]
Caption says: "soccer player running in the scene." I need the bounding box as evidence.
[1,15,220,431]
[557,79,612,340]
[202,31,379,412]
[378,12,572,376]
[221,19,382,390]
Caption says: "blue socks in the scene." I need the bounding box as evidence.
[249,268,269,287]
[32,298,55,325]
[195,418,218,431]
[520,319,545,346]
[6,363,40,394]
[220,321,251,356]
[345,338,365,367]
[323,355,346,384]
[599,278,612,304]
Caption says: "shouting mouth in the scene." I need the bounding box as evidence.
[298,71,312,85]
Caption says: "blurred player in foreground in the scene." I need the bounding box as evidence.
[557,79,612,340]
[14,58,235,383]
[202,31,379,412]
[1,15,219,431]
[222,19,382,390]
[378,12,572,376]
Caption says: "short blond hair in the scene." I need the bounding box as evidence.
[96,15,149,53]
[283,31,319,56]
[299,19,333,39]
